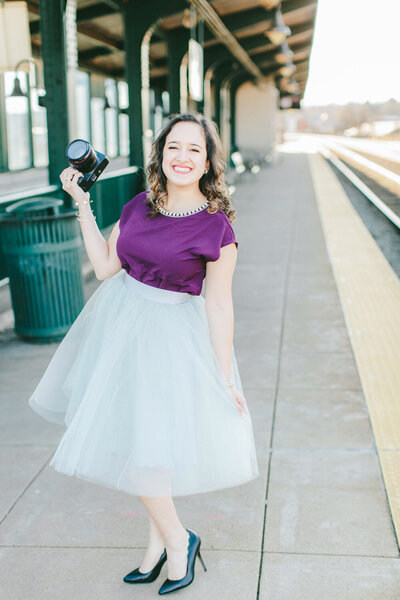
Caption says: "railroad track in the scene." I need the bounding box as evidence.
[318,138,400,230]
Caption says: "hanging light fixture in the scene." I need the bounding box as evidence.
[9,75,26,97]
[276,72,299,94]
[274,41,294,64]
[275,75,288,92]
[8,58,37,98]
[265,6,291,45]
[286,78,299,94]
[279,77,299,94]
[279,62,296,77]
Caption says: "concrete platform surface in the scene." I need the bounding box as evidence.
[1,146,399,599]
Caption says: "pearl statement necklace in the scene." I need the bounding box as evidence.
[155,198,209,218]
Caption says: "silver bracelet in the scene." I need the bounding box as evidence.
[77,215,97,222]
[74,199,92,206]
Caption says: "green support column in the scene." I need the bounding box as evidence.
[230,73,252,152]
[213,76,221,131]
[202,55,237,132]
[122,3,148,168]
[230,78,237,153]
[153,87,163,108]
[39,0,70,186]
[123,0,188,167]
[212,63,233,133]
[165,28,189,115]
[227,72,252,167]
[195,99,204,115]
[26,76,35,169]
[202,50,232,126]
[0,75,8,172]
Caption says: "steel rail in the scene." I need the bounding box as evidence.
[320,145,400,231]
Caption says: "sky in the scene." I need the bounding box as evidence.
[302,0,400,106]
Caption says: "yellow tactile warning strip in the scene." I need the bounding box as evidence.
[309,153,400,544]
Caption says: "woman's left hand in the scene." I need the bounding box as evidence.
[229,384,248,416]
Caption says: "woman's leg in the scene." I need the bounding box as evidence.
[138,495,190,580]
[138,512,166,573]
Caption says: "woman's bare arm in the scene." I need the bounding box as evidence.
[60,167,122,280]
[85,219,122,280]
[204,243,238,383]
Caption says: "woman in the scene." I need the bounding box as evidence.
[28,112,259,595]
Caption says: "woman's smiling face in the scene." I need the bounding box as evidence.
[162,121,210,187]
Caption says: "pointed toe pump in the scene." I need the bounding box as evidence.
[158,528,207,595]
[123,548,167,584]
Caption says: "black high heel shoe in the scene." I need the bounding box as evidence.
[158,528,207,595]
[123,548,167,583]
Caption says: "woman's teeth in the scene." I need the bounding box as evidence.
[173,166,192,173]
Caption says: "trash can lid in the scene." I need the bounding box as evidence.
[3,197,64,219]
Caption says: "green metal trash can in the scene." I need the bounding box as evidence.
[0,197,85,342]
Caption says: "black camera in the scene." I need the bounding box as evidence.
[65,139,109,192]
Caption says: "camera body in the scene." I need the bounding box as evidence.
[66,139,110,192]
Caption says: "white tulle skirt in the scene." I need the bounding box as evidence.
[28,269,259,497]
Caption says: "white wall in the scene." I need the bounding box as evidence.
[235,79,279,160]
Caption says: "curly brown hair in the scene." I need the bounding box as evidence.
[145,112,236,222]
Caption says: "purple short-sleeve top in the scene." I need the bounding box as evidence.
[116,190,238,296]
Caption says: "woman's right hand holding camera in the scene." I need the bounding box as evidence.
[60,167,90,208]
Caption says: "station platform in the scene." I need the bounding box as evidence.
[0,156,130,198]
[1,143,400,598]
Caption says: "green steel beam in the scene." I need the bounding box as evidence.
[77,3,118,21]
[38,0,70,186]
[164,28,189,114]
[102,0,123,9]
[208,47,306,129]
[251,41,310,66]
[285,20,315,42]
[79,46,113,62]
[186,0,263,80]
[205,39,310,91]
[202,7,270,44]
[31,5,270,47]
[30,3,117,36]
[282,0,317,13]
[78,62,123,80]
[190,2,313,44]
[31,1,314,76]
[154,20,313,72]
[151,35,266,70]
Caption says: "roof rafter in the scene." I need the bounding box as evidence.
[186,0,264,80]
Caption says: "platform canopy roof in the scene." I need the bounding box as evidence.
[26,0,317,97]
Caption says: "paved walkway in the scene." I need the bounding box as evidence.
[1,147,399,599]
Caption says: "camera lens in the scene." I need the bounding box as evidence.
[66,139,97,173]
